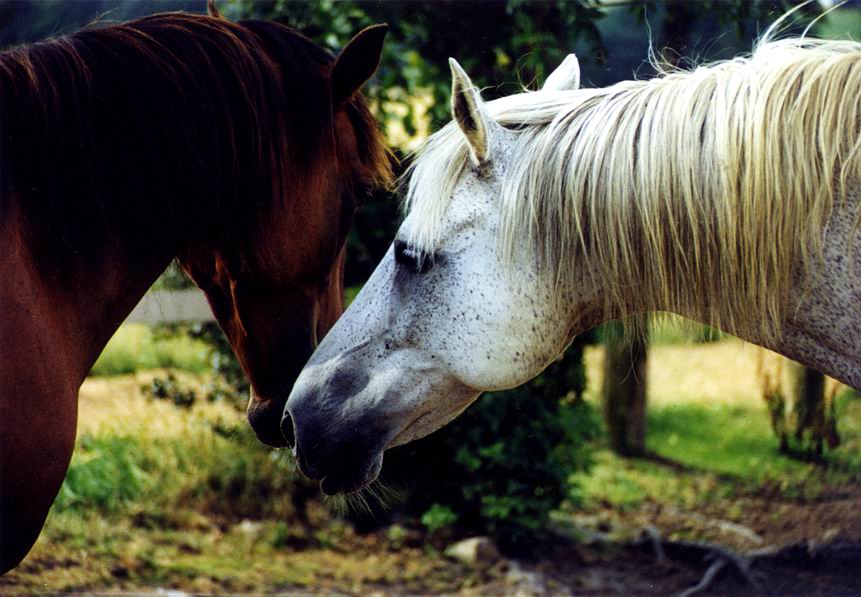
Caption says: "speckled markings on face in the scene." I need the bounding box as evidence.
[284,125,592,492]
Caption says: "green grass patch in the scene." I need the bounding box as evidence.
[816,6,861,41]
[576,391,861,510]
[647,402,798,481]
[55,422,304,519]
[90,324,211,376]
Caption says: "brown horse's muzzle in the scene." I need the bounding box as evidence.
[247,389,291,448]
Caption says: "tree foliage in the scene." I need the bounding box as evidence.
[238,0,606,125]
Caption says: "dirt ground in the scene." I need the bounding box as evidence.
[462,480,861,596]
[472,538,861,596]
[3,478,860,596]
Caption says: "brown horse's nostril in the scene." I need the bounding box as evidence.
[280,412,295,448]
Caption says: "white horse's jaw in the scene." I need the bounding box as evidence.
[285,349,478,493]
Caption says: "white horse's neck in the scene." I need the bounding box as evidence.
[754,183,861,388]
[571,181,861,390]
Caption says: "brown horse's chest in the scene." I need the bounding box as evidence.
[0,215,83,573]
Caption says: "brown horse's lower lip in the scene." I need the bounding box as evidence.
[247,394,290,448]
[248,415,289,447]
[255,429,289,448]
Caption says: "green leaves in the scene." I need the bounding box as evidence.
[421,504,458,532]
[243,0,609,150]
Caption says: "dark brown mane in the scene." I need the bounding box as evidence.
[0,12,390,273]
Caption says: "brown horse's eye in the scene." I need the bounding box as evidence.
[394,239,433,274]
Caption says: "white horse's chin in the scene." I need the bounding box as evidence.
[319,450,384,496]
[387,411,435,449]
[387,389,481,449]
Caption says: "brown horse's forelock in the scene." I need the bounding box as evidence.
[0,13,390,276]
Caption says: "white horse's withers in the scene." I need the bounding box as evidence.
[285,37,861,494]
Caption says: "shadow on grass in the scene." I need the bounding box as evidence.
[637,450,731,477]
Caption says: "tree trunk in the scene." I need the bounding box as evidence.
[789,362,839,456]
[599,3,699,459]
[602,321,648,456]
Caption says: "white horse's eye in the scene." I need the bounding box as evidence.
[394,239,434,274]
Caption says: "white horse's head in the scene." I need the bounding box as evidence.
[282,57,589,494]
[286,39,861,494]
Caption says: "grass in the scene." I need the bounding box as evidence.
[6,325,861,591]
[64,372,303,520]
[9,508,461,593]
[4,372,473,593]
[575,336,861,511]
[816,5,861,41]
[90,324,212,376]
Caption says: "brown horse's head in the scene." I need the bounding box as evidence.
[180,24,392,447]
[0,13,391,573]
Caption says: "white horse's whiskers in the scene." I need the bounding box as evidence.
[404,37,861,342]
[323,477,402,517]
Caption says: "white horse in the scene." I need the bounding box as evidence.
[285,36,861,494]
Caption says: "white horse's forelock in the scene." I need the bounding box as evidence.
[403,37,861,342]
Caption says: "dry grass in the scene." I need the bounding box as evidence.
[78,370,239,438]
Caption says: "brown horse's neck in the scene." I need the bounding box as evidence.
[1,219,176,385]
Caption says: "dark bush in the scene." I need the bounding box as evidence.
[141,372,197,409]
[374,334,599,550]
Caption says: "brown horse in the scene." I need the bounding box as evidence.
[0,10,391,573]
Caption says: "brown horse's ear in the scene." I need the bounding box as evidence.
[331,24,388,106]
[206,0,222,18]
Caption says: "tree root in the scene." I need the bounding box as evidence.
[635,527,861,596]
[636,528,759,596]
[676,558,727,597]
[679,551,758,596]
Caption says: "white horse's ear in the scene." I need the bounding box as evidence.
[449,58,493,166]
[543,54,580,91]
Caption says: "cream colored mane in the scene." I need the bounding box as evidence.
[404,37,861,341]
